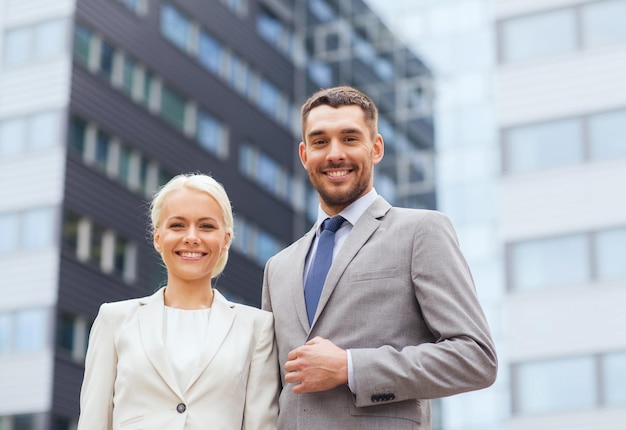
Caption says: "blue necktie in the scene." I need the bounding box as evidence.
[305,216,345,326]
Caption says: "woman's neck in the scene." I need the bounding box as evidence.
[163,283,214,309]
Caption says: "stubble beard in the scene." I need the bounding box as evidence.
[309,164,372,212]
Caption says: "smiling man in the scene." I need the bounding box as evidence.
[262,86,497,430]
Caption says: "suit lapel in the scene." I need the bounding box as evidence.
[291,229,317,332]
[310,197,392,328]
[137,288,183,399]
[183,289,235,393]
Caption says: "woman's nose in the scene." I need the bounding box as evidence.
[184,228,200,244]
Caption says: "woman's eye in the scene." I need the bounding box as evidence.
[200,224,215,230]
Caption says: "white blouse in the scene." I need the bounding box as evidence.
[163,306,211,391]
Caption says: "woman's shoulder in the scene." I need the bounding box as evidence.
[98,288,163,317]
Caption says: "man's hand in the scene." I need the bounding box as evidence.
[284,336,348,394]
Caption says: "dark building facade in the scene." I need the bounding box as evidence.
[0,0,433,428]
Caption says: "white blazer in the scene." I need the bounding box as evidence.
[77,287,279,430]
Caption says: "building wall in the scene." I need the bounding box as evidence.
[0,0,76,423]
[495,0,626,428]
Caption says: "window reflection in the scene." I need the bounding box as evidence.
[515,356,595,414]
[505,119,583,173]
[511,234,589,291]
[501,9,576,63]
[14,308,48,351]
[582,0,626,48]
[589,109,626,160]
[603,351,626,406]
[595,228,626,281]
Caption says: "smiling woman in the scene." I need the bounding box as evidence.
[77,173,279,430]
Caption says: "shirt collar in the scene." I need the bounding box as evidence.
[315,188,378,231]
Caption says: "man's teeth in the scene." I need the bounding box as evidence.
[328,171,348,177]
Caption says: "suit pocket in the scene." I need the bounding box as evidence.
[350,268,398,282]
[349,398,421,425]
[120,415,143,428]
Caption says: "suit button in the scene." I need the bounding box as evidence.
[176,403,186,413]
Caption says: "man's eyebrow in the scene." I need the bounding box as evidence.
[307,128,364,138]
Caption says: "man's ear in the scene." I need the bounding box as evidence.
[298,141,308,170]
[372,134,384,166]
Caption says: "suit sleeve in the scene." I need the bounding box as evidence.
[350,211,497,406]
[242,311,280,430]
[77,303,117,430]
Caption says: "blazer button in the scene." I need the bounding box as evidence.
[176,403,186,413]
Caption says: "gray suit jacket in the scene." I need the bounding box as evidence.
[262,197,497,430]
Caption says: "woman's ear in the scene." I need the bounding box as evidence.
[153,229,162,253]
[223,232,232,251]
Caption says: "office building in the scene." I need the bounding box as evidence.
[367,0,626,429]
[0,0,434,428]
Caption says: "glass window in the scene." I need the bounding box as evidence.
[142,70,154,107]
[160,4,191,51]
[120,0,146,15]
[3,26,31,66]
[511,234,590,291]
[505,119,583,173]
[122,57,137,97]
[258,79,280,116]
[604,351,626,406]
[90,223,105,264]
[596,227,626,281]
[198,31,223,74]
[69,117,87,155]
[308,0,336,23]
[501,9,577,63]
[0,313,12,352]
[197,111,226,157]
[113,236,129,278]
[0,117,26,156]
[62,211,81,253]
[56,313,75,353]
[515,356,596,414]
[118,146,133,185]
[257,10,282,47]
[13,414,36,430]
[73,23,92,66]
[308,60,332,88]
[256,231,282,266]
[14,308,47,351]
[30,111,60,150]
[95,130,111,171]
[582,0,626,48]
[22,207,55,250]
[160,86,186,131]
[138,157,151,195]
[34,19,66,59]
[0,212,20,253]
[99,40,115,80]
[589,109,626,160]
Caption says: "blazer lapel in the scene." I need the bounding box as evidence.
[137,287,184,399]
[292,228,317,332]
[183,289,235,393]
[310,197,392,328]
